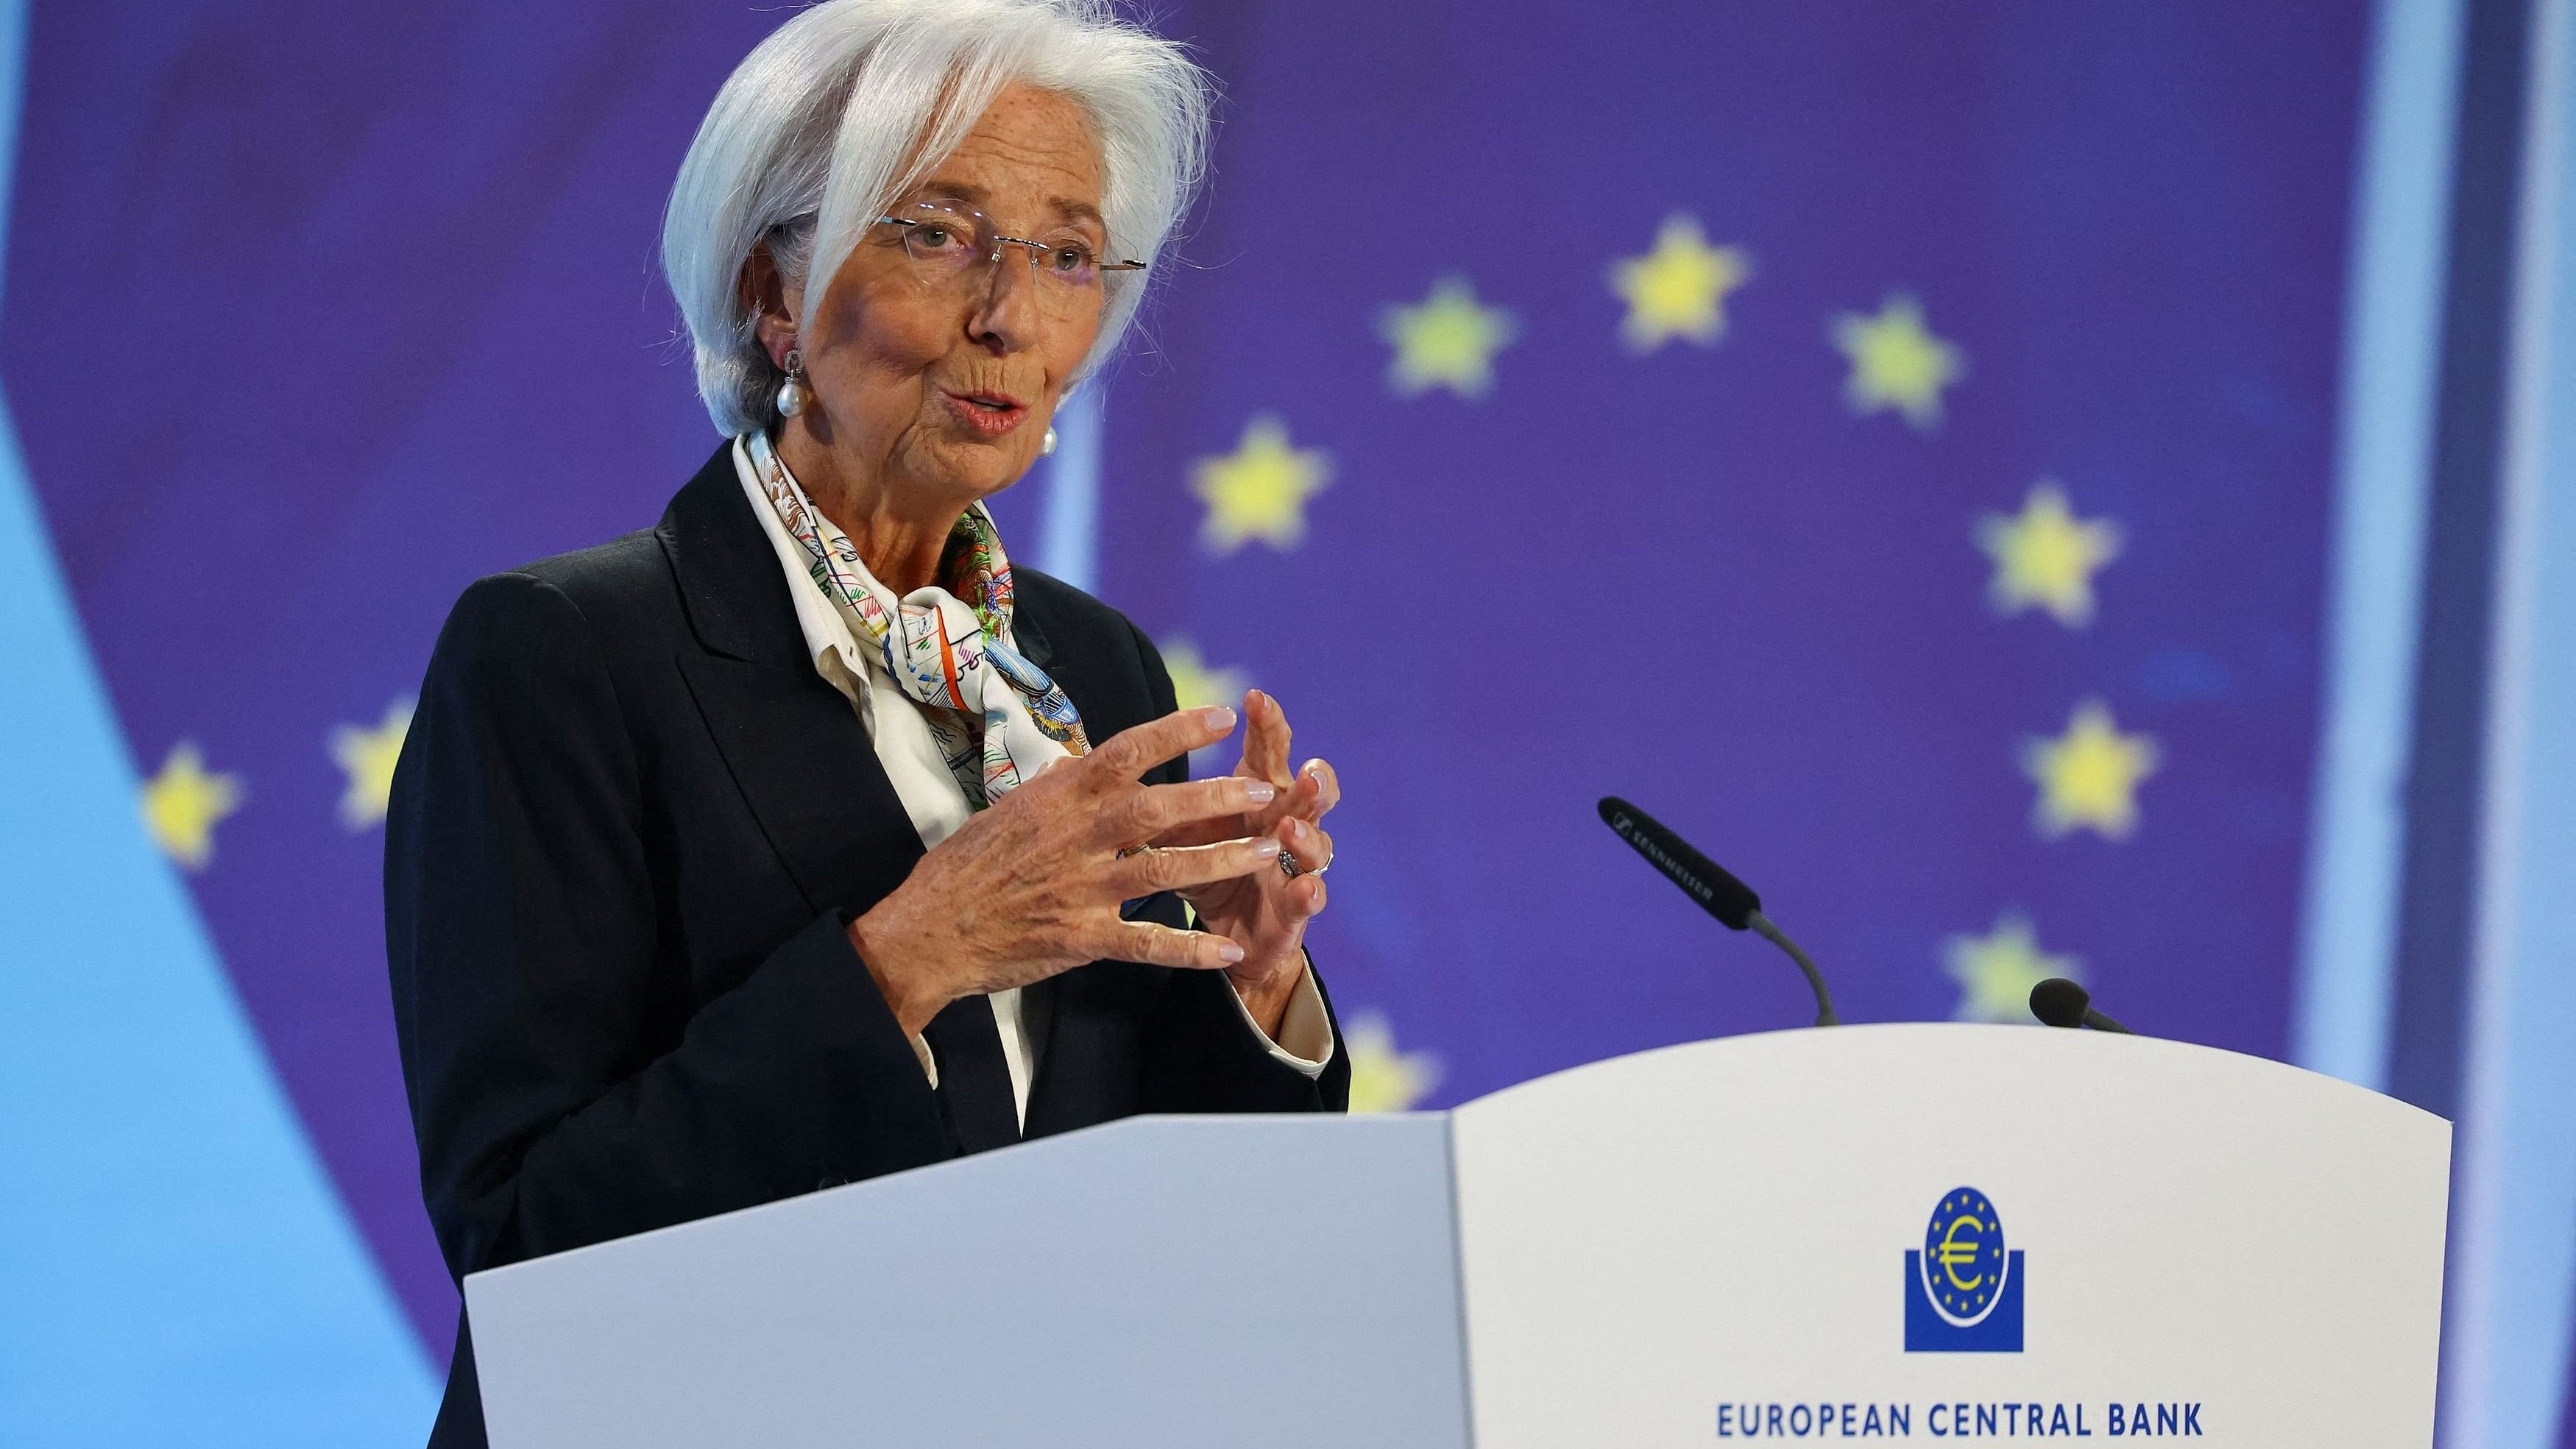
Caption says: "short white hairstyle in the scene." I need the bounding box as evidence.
[662,0,1212,435]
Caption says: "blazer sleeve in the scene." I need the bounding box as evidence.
[386,571,949,1285]
[1125,623,1354,1115]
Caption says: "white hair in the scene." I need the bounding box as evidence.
[662,0,1212,435]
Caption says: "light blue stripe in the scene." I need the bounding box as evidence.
[1035,385,1105,592]
[2293,0,2468,1091]
[0,0,441,1435]
[2444,0,2576,1438]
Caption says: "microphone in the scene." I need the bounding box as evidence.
[2028,977,2131,1034]
[1596,796,1839,1027]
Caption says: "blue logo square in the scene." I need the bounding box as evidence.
[1905,1249,2024,1351]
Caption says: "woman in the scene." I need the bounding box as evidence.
[385,3,1348,1442]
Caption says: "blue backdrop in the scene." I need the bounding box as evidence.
[0,2,2568,1445]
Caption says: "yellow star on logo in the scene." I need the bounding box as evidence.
[1156,637,1249,714]
[1975,481,2123,628]
[1345,1013,1442,1113]
[1607,214,1752,352]
[1943,912,2078,1024]
[1379,274,1519,399]
[141,740,244,872]
[331,696,415,831]
[1190,415,1331,554]
[1831,293,1964,429]
[2022,699,2161,840]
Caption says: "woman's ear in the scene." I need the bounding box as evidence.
[739,244,801,369]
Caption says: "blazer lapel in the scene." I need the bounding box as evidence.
[988,573,1142,1091]
[1003,575,1157,1120]
[658,443,924,917]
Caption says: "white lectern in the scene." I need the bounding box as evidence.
[465,1024,2448,1446]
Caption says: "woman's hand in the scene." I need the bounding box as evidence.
[1155,690,1340,1036]
[846,706,1282,1036]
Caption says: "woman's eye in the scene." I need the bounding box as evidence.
[914,225,957,249]
[1048,245,1094,273]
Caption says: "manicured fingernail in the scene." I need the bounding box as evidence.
[1244,781,1277,804]
[1200,706,1236,730]
[1252,836,1281,858]
[1217,940,1245,963]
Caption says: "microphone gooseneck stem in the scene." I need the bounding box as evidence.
[1747,910,1839,1027]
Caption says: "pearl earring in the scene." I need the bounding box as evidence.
[775,349,808,419]
[1040,425,1059,456]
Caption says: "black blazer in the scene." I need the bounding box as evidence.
[386,443,1350,1448]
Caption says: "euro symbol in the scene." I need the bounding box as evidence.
[1936,1216,1986,1292]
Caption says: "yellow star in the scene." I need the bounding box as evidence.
[1379,275,1518,399]
[1831,293,1964,429]
[1975,481,2123,628]
[1345,1013,1442,1113]
[1156,637,1249,715]
[140,740,244,872]
[1607,213,1752,352]
[1190,415,1331,554]
[1943,912,2078,1024]
[2022,699,2161,840]
[330,696,414,832]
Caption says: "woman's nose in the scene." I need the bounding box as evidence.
[965,251,1040,352]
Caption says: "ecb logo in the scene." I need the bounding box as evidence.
[1903,1186,2024,1352]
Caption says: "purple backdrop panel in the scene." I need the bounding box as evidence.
[1,0,2366,1364]
[1100,1,2362,1097]
[1,1,794,1356]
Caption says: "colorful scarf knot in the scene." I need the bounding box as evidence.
[747,431,1089,804]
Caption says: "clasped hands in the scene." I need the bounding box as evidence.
[848,689,1339,1039]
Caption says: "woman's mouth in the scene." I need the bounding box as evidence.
[944,390,1028,438]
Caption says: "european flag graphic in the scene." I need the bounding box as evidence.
[37,7,2576,1442]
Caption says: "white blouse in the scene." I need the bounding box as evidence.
[732,441,1333,1124]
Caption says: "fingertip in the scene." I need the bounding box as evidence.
[1215,937,1246,965]
[1198,704,1237,733]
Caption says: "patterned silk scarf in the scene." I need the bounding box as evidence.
[746,431,1089,804]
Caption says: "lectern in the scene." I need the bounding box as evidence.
[465,1024,2447,1446]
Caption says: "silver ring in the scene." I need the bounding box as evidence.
[1278,848,1331,879]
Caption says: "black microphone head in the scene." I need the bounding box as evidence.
[2029,977,2091,1029]
[1597,796,1762,929]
